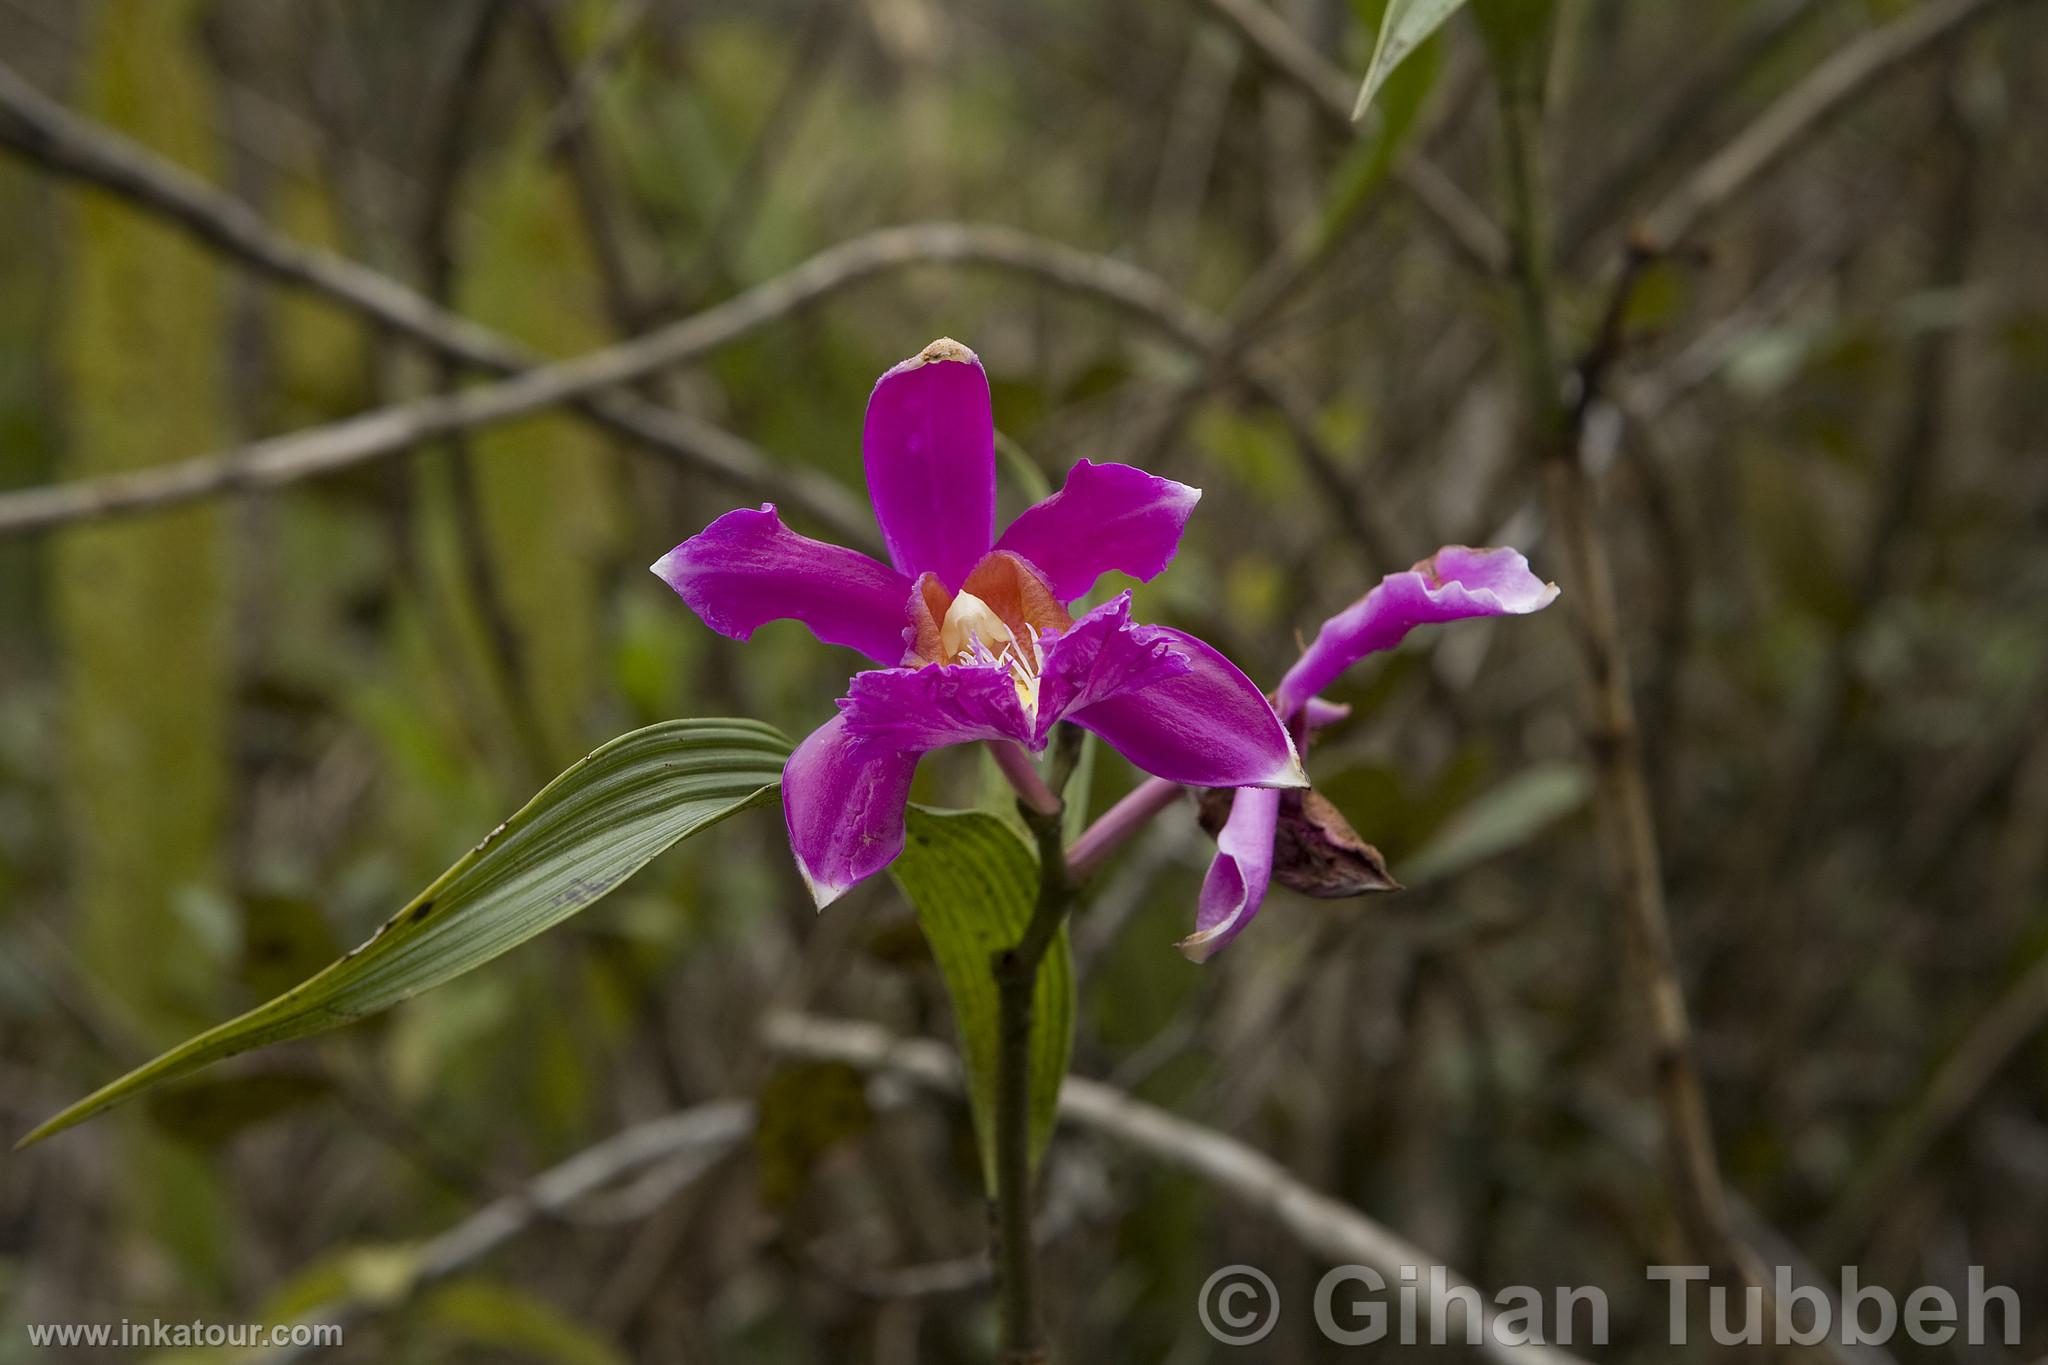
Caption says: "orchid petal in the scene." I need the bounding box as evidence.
[1301,697,1353,731]
[863,338,996,590]
[652,505,914,666]
[1070,626,1305,788]
[783,714,919,908]
[994,459,1201,602]
[1033,594,1189,744]
[1179,787,1280,963]
[1275,545,1560,717]
[839,662,1033,752]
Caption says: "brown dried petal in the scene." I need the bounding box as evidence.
[1199,786,1401,899]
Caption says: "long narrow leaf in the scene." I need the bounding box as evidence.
[892,807,1074,1192]
[1353,0,1469,120]
[20,719,789,1147]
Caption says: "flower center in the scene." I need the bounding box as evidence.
[940,590,1045,719]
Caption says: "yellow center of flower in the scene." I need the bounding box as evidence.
[940,590,1045,719]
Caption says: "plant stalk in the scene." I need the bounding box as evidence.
[990,731,1082,1361]
[1491,40,1802,1354]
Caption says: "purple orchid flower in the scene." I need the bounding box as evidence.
[653,338,1305,907]
[1182,546,1560,962]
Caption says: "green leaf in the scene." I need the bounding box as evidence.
[891,808,1074,1192]
[19,719,788,1148]
[1400,761,1590,885]
[1321,22,1444,246]
[1352,0,1468,120]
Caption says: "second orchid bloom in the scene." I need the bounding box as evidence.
[1186,546,1560,961]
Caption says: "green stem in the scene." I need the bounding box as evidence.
[1494,66,1569,449]
[991,731,1081,1361]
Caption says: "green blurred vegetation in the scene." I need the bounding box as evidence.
[0,0,2044,1361]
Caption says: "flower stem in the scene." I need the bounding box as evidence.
[987,739,1061,817]
[990,732,1081,1361]
[1064,776,1183,880]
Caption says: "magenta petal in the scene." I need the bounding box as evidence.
[1032,594,1189,744]
[1274,545,1560,718]
[863,339,996,589]
[1301,697,1352,731]
[1179,787,1280,962]
[652,505,914,666]
[839,662,1033,752]
[1069,627,1305,788]
[994,459,1201,602]
[783,713,919,908]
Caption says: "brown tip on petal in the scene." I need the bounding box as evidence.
[914,336,976,366]
[1196,787,1400,898]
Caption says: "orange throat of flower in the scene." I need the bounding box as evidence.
[908,551,1073,722]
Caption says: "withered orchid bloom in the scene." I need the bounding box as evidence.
[1183,547,1560,961]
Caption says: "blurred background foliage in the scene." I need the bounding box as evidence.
[0,0,2044,1361]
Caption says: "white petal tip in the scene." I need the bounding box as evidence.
[798,867,851,911]
[1263,757,1310,790]
[1175,931,1223,964]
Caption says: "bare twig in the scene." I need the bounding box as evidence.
[0,220,1222,537]
[1639,0,2018,249]
[1817,945,2048,1265]
[415,0,555,783]
[1557,0,1826,259]
[1490,32,1773,1322]
[763,1013,1593,1365]
[250,1100,751,1365]
[0,57,873,543]
[534,0,650,157]
[1191,0,1507,275]
[519,0,651,327]
[1752,66,1981,881]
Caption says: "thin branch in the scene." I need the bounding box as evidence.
[416,0,556,783]
[762,1013,1593,1365]
[0,220,1222,538]
[0,57,873,544]
[1639,0,2018,249]
[1816,945,2048,1266]
[1753,65,1981,881]
[250,1100,752,1365]
[1557,0,1826,259]
[519,0,652,328]
[1190,0,1507,276]
[1490,38,1777,1326]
